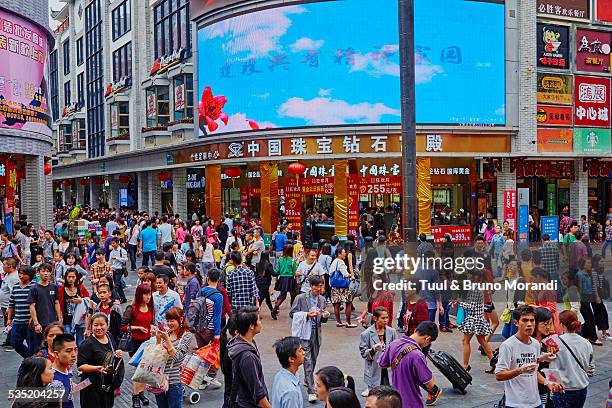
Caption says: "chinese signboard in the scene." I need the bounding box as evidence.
[430,225,472,244]
[537,0,589,19]
[537,128,574,152]
[348,175,359,235]
[574,128,612,154]
[0,9,52,136]
[186,169,205,189]
[541,216,559,241]
[504,190,517,230]
[574,75,610,127]
[284,178,302,231]
[358,176,401,195]
[537,105,573,126]
[537,23,570,69]
[596,0,612,22]
[537,73,573,105]
[575,29,611,73]
[4,160,16,209]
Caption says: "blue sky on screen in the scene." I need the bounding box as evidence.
[197,0,505,134]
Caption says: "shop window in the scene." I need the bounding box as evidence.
[173,74,193,121]
[76,37,84,66]
[59,123,73,152]
[75,118,86,149]
[146,86,170,127]
[50,50,59,121]
[110,102,130,139]
[63,81,71,107]
[63,40,70,75]
[112,42,132,81]
[112,0,131,41]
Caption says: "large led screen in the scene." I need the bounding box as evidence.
[197,0,506,135]
[0,9,52,136]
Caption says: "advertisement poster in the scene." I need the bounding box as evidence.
[597,0,612,22]
[537,0,589,19]
[119,188,128,207]
[537,105,573,126]
[4,210,13,235]
[146,93,157,120]
[574,128,612,154]
[110,103,119,133]
[504,190,517,231]
[358,176,401,195]
[430,225,471,244]
[175,83,185,111]
[574,75,610,127]
[0,9,52,136]
[284,178,302,230]
[348,175,359,235]
[518,205,529,243]
[541,216,559,241]
[4,160,16,209]
[537,73,573,105]
[537,23,570,69]
[537,128,573,152]
[197,0,505,135]
[575,29,611,73]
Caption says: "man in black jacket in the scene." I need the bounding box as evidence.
[227,306,271,408]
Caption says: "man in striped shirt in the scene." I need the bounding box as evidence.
[7,266,36,357]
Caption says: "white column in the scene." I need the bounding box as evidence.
[137,172,149,213]
[148,171,162,215]
[172,168,187,217]
[570,159,588,221]
[497,158,517,223]
[515,0,537,155]
[23,156,53,229]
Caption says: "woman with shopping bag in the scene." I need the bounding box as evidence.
[121,284,155,408]
[151,307,194,408]
[77,312,124,408]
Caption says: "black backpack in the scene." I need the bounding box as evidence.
[187,289,220,333]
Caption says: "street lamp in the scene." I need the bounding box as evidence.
[399,0,417,245]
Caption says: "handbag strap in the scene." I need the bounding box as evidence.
[557,335,588,374]
[391,344,417,370]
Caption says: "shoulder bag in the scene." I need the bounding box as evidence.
[329,261,349,289]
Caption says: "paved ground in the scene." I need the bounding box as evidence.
[1,256,611,407]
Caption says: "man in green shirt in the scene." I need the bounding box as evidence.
[562,222,578,257]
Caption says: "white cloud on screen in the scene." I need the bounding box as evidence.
[278,97,400,125]
[289,37,325,52]
[202,6,306,59]
[210,112,278,133]
[415,63,444,84]
[318,89,333,96]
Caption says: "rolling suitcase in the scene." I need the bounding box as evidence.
[426,349,472,394]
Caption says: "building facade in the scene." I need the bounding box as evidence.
[49,0,612,242]
[0,0,55,229]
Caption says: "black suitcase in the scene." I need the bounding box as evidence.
[426,349,472,394]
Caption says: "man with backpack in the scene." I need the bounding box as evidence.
[188,268,224,388]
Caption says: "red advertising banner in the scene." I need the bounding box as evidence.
[284,178,302,231]
[348,175,359,235]
[300,177,334,195]
[5,160,16,209]
[536,105,573,126]
[504,190,517,231]
[574,75,611,127]
[358,176,402,195]
[597,0,612,22]
[431,225,472,244]
[575,29,612,73]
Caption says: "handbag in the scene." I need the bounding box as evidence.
[500,307,513,324]
[131,343,169,386]
[128,338,154,367]
[118,331,133,352]
[456,305,466,325]
[349,279,360,298]
[329,262,350,289]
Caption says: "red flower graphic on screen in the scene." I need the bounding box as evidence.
[198,86,228,132]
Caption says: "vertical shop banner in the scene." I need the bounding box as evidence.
[574,75,611,127]
[504,190,517,231]
[537,0,589,19]
[597,0,612,22]
[546,184,557,216]
[575,29,612,73]
[175,83,185,111]
[284,178,302,232]
[537,23,570,69]
[119,188,128,207]
[537,73,573,105]
[541,216,559,241]
[517,188,529,244]
[146,93,157,121]
[334,159,349,238]
[573,128,612,153]
[348,175,359,236]
[110,104,119,133]
[4,160,16,209]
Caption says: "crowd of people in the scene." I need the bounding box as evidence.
[0,205,610,408]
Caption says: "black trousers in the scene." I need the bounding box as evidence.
[580,302,597,341]
[592,301,610,331]
[127,244,138,270]
[112,269,127,303]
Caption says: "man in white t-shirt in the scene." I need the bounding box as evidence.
[105,214,119,237]
[495,305,562,408]
[153,274,183,327]
[157,215,175,246]
[297,248,325,293]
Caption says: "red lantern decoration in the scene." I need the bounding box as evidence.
[79,179,90,186]
[17,169,25,180]
[224,167,241,178]
[287,162,306,176]
[62,180,72,187]
[93,177,105,185]
[118,175,130,184]
[158,171,172,181]
[44,162,52,175]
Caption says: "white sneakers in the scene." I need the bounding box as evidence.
[308,394,318,403]
[361,389,370,397]
[203,376,223,389]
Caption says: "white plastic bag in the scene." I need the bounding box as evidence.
[131,343,169,387]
